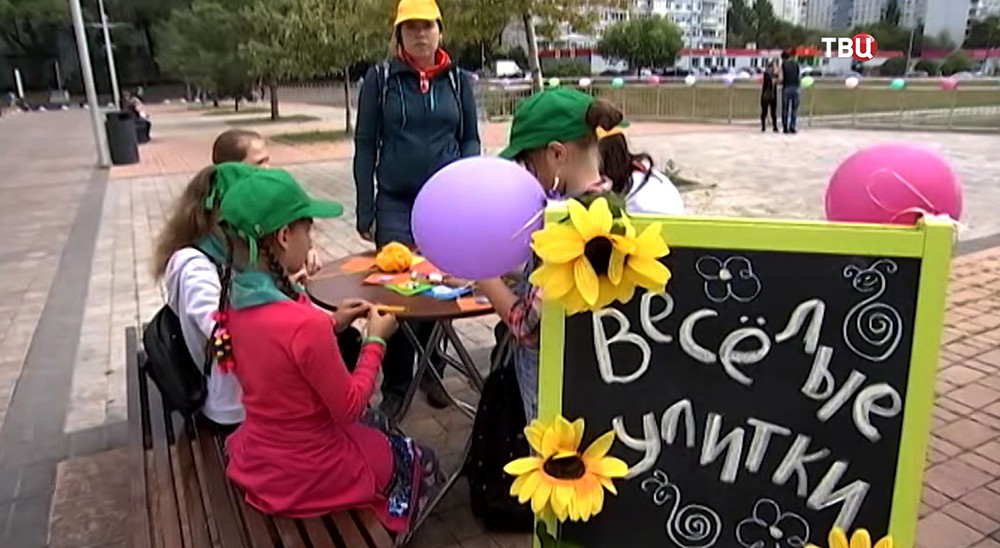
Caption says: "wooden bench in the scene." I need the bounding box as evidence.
[126,326,396,548]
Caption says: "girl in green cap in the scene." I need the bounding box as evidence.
[211,167,439,533]
[152,132,325,431]
[480,89,625,421]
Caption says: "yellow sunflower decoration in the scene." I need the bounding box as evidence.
[807,528,893,548]
[530,197,671,315]
[503,416,628,522]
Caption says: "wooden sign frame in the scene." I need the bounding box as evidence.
[537,213,954,548]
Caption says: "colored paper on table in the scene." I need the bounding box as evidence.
[428,285,473,301]
[339,256,375,273]
[364,272,409,286]
[385,282,433,297]
[456,295,493,312]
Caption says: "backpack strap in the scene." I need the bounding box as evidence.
[448,67,464,144]
[187,244,223,378]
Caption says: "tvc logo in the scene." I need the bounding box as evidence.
[821,33,878,62]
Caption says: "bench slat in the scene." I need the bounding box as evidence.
[331,513,368,548]
[355,511,395,548]
[273,518,307,548]
[146,360,185,548]
[174,429,212,548]
[126,328,153,548]
[193,421,249,548]
[302,518,339,548]
[238,501,279,548]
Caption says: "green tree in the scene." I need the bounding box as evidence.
[851,22,911,51]
[598,15,683,73]
[0,0,67,59]
[940,49,973,75]
[156,1,252,108]
[913,58,941,75]
[881,0,901,26]
[965,15,1000,49]
[877,56,907,76]
[726,0,754,47]
[112,0,192,77]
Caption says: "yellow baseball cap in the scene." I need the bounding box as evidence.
[394,0,442,27]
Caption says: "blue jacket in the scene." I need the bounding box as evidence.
[353,57,481,243]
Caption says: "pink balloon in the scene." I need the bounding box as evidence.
[648,75,661,86]
[825,143,963,225]
[940,77,959,91]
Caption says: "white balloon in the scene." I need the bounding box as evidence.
[684,75,697,86]
[845,76,860,89]
[578,77,593,87]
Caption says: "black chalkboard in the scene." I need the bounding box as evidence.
[559,246,921,548]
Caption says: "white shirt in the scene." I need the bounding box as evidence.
[626,164,685,215]
[165,248,245,425]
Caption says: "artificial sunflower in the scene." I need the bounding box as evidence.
[530,197,671,315]
[806,528,893,548]
[503,416,628,523]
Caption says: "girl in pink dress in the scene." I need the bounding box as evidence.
[211,165,438,533]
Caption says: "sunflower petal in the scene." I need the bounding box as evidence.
[567,200,599,240]
[531,480,553,514]
[608,248,625,284]
[608,233,637,255]
[850,530,872,548]
[592,481,605,515]
[532,228,586,264]
[594,457,629,479]
[596,277,619,310]
[504,457,542,476]
[518,470,542,504]
[570,419,585,451]
[873,537,893,548]
[530,264,575,299]
[574,257,600,306]
[598,476,618,495]
[633,223,670,259]
[583,431,616,462]
[525,423,546,455]
[541,425,560,457]
[830,528,849,548]
[555,416,578,450]
[627,256,670,288]
[551,484,572,522]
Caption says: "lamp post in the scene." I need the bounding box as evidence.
[69,0,111,167]
[97,0,121,108]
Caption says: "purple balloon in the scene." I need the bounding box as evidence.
[413,157,546,280]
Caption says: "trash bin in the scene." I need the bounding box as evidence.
[105,111,139,165]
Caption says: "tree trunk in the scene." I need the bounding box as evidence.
[268,81,279,120]
[522,12,543,92]
[343,70,354,136]
[235,97,241,112]
[141,22,161,77]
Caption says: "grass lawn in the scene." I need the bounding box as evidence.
[200,106,270,116]
[227,114,321,126]
[483,83,1000,121]
[270,130,349,144]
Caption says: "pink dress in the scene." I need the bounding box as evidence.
[223,298,407,532]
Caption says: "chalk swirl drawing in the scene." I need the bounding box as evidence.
[640,470,722,548]
[842,259,903,363]
[695,256,762,304]
[735,499,810,548]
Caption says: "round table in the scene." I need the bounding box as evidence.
[306,253,492,322]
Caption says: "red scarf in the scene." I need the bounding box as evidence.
[398,49,452,94]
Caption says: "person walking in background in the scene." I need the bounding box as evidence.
[353,0,481,417]
[780,50,801,134]
[760,61,779,133]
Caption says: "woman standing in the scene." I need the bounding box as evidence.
[760,61,779,133]
[353,0,481,416]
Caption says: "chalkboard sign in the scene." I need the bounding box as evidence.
[537,216,953,548]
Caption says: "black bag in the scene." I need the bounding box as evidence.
[142,246,217,415]
[464,322,534,532]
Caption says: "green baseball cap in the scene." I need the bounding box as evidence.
[219,167,343,262]
[205,162,259,209]
[498,88,597,160]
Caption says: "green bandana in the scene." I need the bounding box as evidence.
[228,270,303,310]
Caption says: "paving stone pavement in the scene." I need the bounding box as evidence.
[2,110,1000,547]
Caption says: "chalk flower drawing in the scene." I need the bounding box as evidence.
[504,416,628,522]
[806,527,893,548]
[695,256,762,303]
[842,259,903,363]
[640,470,722,548]
[530,196,671,315]
[736,499,810,548]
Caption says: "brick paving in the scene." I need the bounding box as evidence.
[2,108,1000,547]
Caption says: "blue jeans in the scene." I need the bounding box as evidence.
[782,86,801,131]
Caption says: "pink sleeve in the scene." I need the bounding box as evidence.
[290,313,385,424]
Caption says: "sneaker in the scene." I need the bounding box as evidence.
[790,128,798,134]
[420,374,450,409]
[380,392,405,421]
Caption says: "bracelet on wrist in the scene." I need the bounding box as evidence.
[364,336,387,348]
